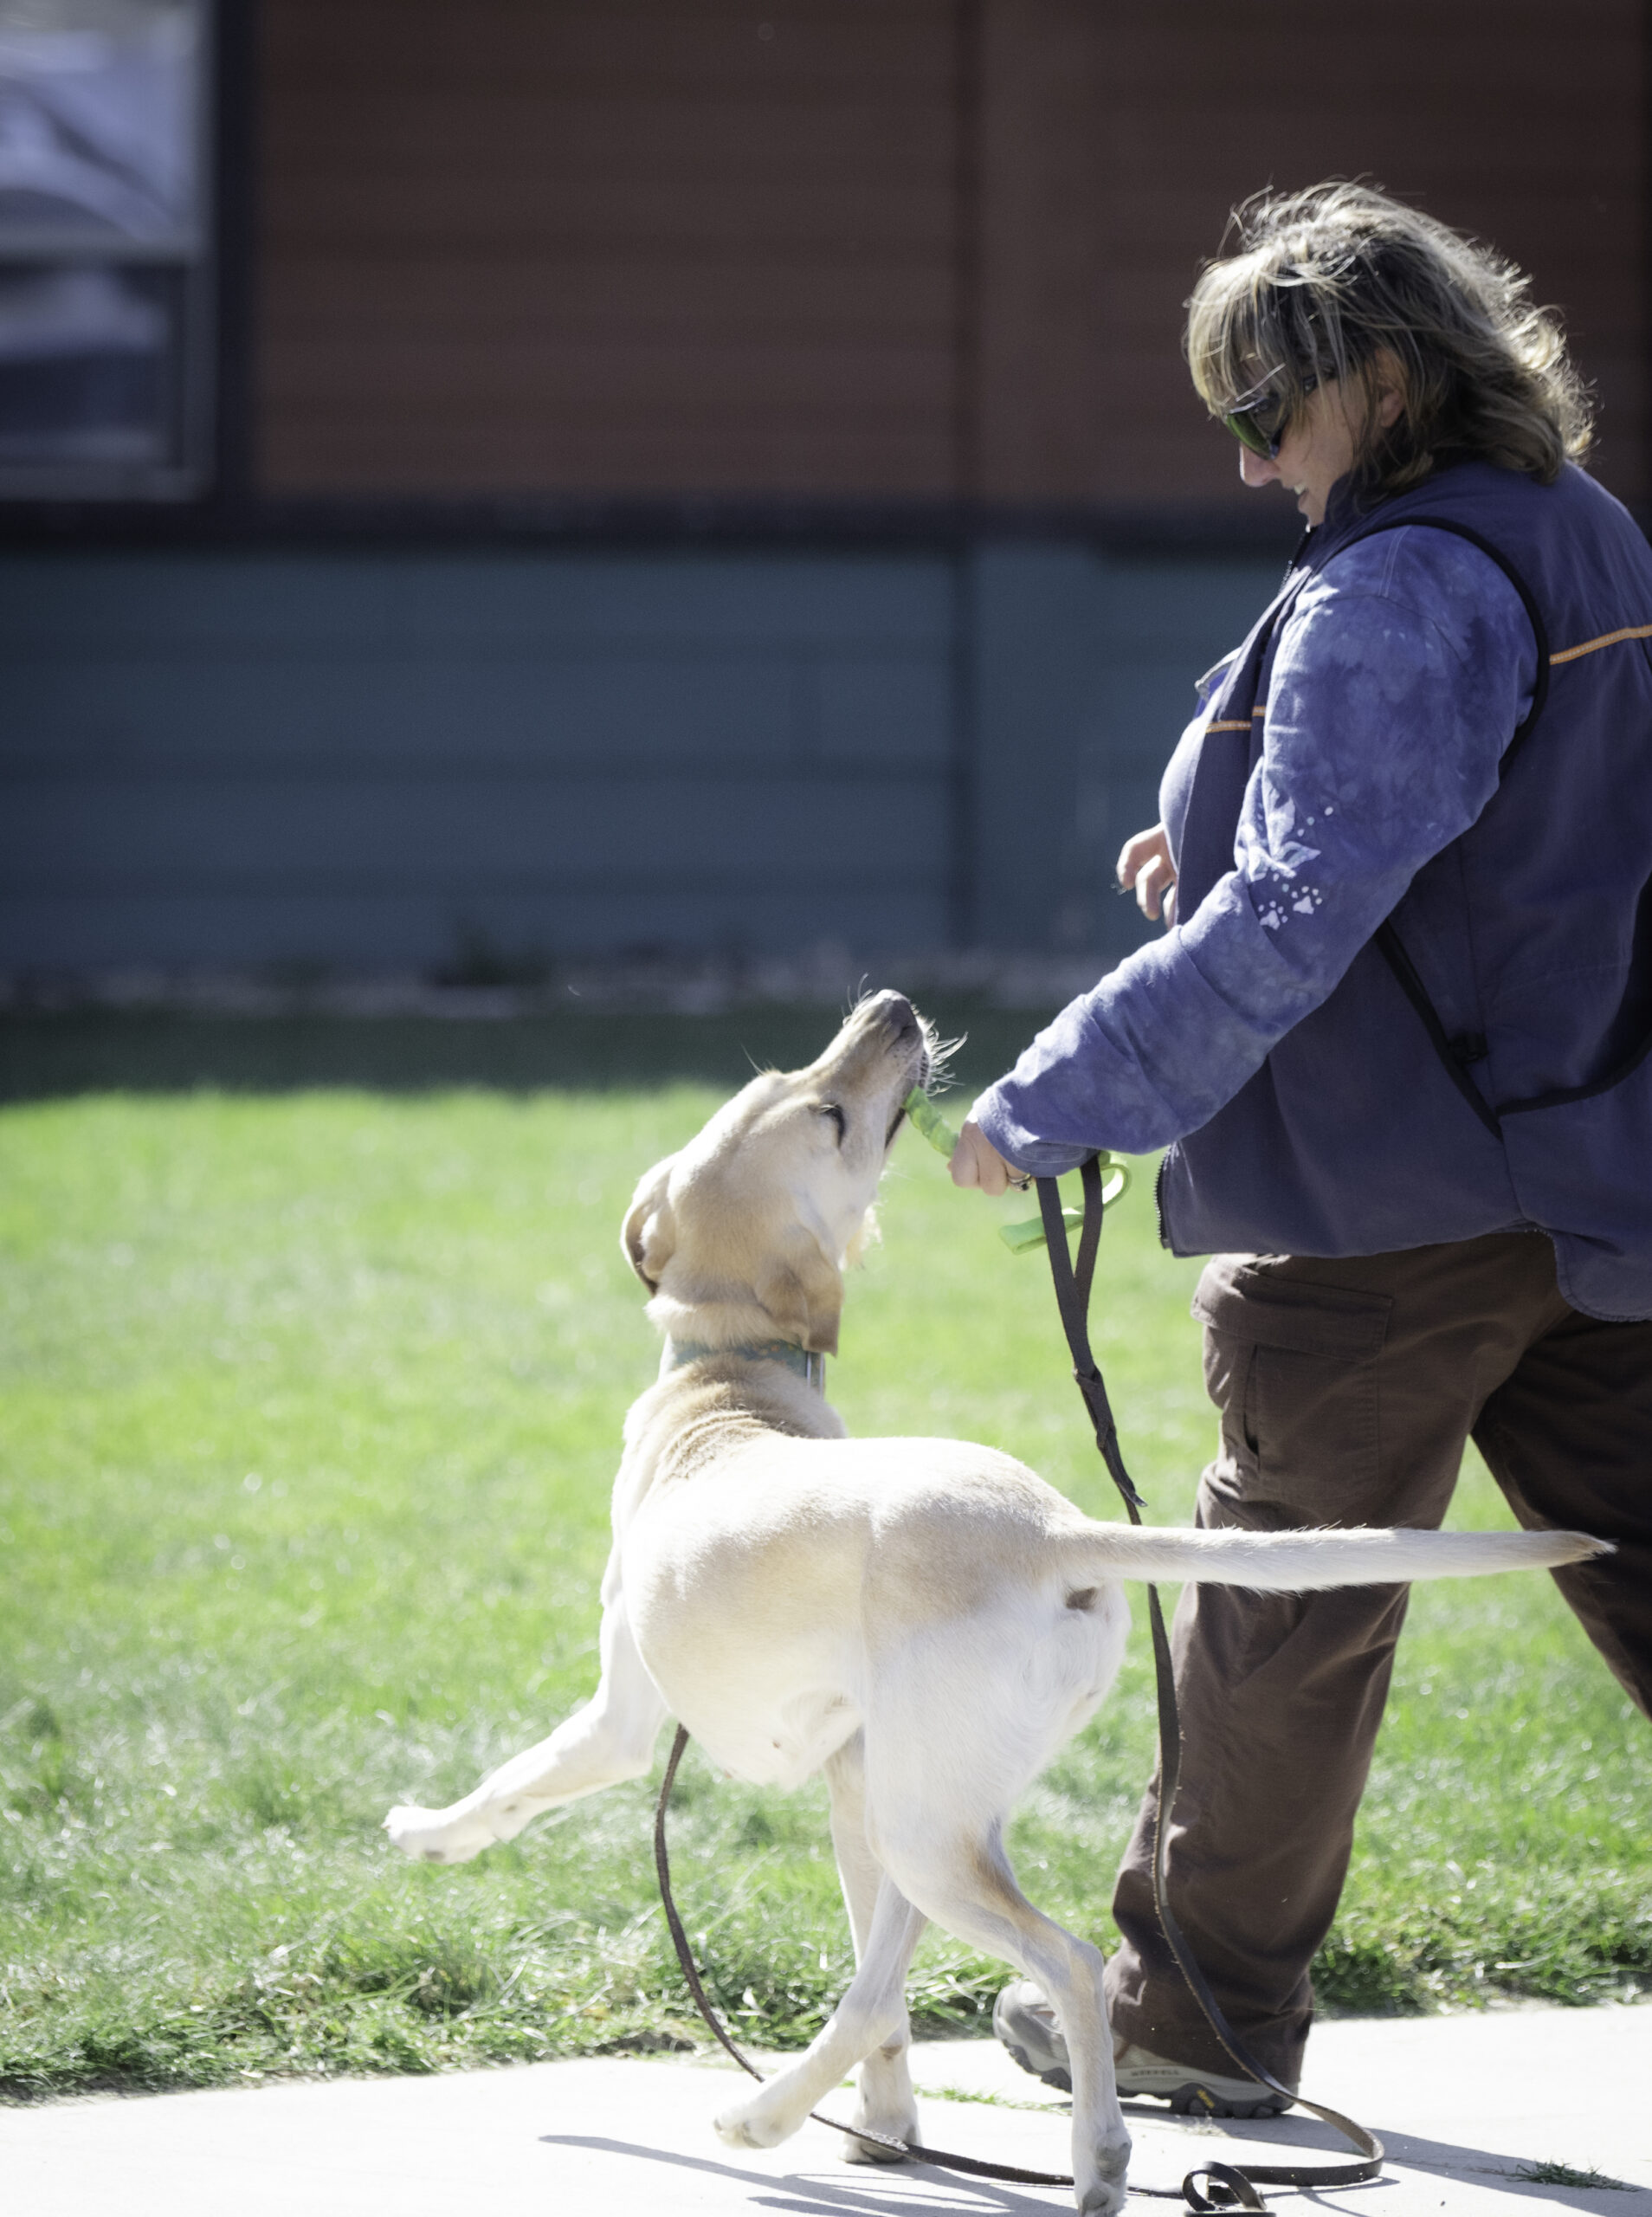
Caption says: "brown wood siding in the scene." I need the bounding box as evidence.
[258,0,1647,508]
[258,0,965,496]
[975,0,1647,508]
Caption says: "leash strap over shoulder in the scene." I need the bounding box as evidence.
[1035,1167,1384,2201]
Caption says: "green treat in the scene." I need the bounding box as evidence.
[1001,1205,1084,1254]
[999,1158,1131,1254]
[904,1084,961,1157]
[905,1085,1131,1255]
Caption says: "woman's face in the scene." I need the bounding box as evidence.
[1237,375,1402,526]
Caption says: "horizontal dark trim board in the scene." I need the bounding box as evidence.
[0,866,945,899]
[0,491,1313,559]
[0,756,951,784]
[0,637,953,665]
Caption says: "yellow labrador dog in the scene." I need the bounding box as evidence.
[385,990,1606,2216]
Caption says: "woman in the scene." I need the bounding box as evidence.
[952,182,1652,2114]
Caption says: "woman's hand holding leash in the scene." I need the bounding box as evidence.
[905,1088,1127,1255]
[949,1117,1031,1195]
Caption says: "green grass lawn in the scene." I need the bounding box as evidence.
[2,1008,1649,2098]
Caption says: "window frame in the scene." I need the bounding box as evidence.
[0,0,216,502]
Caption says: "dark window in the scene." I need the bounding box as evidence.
[0,0,210,497]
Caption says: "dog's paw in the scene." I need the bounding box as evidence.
[383,1804,491,1865]
[713,2097,790,2152]
[842,2116,917,2166]
[1078,2134,1132,2216]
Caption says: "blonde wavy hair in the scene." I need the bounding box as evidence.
[1186,182,1593,501]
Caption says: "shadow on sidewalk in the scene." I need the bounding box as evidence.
[1140,2103,1643,2209]
[545,2111,1645,2213]
[544,2130,1072,2214]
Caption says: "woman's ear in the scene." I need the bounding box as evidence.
[1371,346,1407,430]
[621,1154,679,1291]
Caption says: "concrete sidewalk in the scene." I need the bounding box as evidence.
[3,2004,1648,2216]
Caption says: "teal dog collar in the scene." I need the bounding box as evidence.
[668,1339,826,1394]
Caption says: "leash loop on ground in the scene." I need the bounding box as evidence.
[1182,2162,1270,2211]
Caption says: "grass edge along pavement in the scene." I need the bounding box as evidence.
[2,1020,1649,2098]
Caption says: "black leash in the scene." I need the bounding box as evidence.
[652,1720,1081,2188]
[651,1154,1384,2207]
[656,1741,1268,2208]
[1033,1159,1384,2204]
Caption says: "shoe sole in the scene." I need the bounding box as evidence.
[998,2035,1073,2094]
[1001,2034,1292,2120]
[1141,2081,1293,2119]
[1006,2039,1286,2110]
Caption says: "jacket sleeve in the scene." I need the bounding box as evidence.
[971,528,1537,1172]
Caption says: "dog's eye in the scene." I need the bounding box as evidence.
[819,1102,847,1144]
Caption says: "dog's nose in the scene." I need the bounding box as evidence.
[868,989,918,1039]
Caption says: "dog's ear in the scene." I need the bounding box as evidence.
[755,1231,844,1357]
[621,1155,678,1291]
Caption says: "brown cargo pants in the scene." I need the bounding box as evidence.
[1103,1230,1652,2084]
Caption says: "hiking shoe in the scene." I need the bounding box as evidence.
[993,1977,1074,2090]
[1111,2040,1294,2118]
[993,1981,1296,2117]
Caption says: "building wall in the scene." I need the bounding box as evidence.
[6,3,1642,976]
[0,544,1278,970]
[259,0,1648,509]
[258,1,969,497]
[987,0,1649,507]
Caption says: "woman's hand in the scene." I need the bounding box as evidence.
[1118,823,1178,925]
[949,1118,1029,1197]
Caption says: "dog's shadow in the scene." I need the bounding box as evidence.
[541,2130,1074,2214]
[543,2110,1642,2213]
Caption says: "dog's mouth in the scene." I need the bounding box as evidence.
[823,992,940,1153]
[882,1006,939,1148]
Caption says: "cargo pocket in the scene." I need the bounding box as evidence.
[1191,1258,1393,1514]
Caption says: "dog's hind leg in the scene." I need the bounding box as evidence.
[713,1858,926,2159]
[822,1735,923,2163]
[878,1820,1126,2217]
[384,1573,666,1864]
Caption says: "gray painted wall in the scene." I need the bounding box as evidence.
[0,541,1281,972]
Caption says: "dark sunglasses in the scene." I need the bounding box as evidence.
[1221,372,1320,459]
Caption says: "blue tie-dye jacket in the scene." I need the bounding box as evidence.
[973,513,1535,1166]
[976,459,1652,1317]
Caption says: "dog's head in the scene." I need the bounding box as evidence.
[621,989,933,1357]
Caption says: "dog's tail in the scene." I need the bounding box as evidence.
[1060,1522,1611,1592]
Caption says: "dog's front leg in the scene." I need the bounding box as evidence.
[713,1870,926,2156]
[384,1577,665,1865]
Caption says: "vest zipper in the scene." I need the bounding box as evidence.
[1154,1146,1175,1250]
